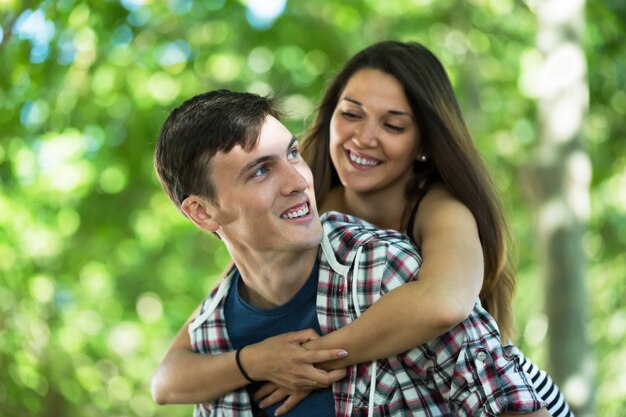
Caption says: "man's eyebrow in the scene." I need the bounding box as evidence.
[287,135,297,149]
[239,155,275,179]
[238,136,298,179]
[342,97,412,117]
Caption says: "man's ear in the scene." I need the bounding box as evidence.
[181,195,220,232]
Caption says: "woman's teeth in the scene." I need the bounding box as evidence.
[350,152,379,166]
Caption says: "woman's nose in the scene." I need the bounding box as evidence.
[351,123,378,148]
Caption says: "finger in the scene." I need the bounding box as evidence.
[325,368,347,382]
[287,328,320,344]
[291,377,322,390]
[258,387,290,409]
[305,367,347,387]
[274,391,312,416]
[253,382,279,401]
[300,348,349,364]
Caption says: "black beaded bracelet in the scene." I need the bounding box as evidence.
[235,347,256,383]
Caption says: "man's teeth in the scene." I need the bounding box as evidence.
[283,205,309,219]
[350,152,379,166]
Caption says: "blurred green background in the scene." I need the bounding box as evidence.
[1,0,624,416]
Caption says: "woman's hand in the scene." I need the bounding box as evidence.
[242,328,348,389]
[254,382,314,416]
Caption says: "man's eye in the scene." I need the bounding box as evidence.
[251,166,268,178]
[287,148,300,159]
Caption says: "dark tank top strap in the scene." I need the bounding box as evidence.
[406,178,438,245]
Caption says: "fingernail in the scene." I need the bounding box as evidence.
[337,350,348,358]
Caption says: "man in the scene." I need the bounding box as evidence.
[152,89,550,417]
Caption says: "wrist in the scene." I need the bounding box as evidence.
[235,346,258,383]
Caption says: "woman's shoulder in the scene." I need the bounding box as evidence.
[410,183,477,245]
[416,183,471,216]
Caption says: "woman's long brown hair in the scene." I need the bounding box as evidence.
[301,41,517,341]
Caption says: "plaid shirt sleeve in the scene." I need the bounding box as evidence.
[189,275,255,417]
[414,304,546,416]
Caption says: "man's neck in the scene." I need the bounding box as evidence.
[228,246,320,309]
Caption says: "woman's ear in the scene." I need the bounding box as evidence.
[181,195,220,232]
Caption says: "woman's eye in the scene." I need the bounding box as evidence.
[341,111,360,120]
[385,124,404,133]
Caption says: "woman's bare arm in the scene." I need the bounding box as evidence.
[305,185,484,368]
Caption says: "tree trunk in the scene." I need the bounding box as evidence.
[530,0,594,415]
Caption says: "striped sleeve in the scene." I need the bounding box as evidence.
[518,354,575,417]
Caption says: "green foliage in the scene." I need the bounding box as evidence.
[0,0,623,416]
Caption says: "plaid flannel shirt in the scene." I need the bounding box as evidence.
[188,211,545,417]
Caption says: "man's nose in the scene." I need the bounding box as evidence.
[280,163,309,195]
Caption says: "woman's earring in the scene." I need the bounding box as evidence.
[419,155,428,162]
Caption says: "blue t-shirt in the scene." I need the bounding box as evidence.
[224,262,335,417]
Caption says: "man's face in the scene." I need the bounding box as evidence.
[208,115,323,254]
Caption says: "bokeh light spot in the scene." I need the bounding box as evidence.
[130,394,156,417]
[282,94,314,121]
[68,3,90,28]
[107,323,142,357]
[136,293,163,323]
[168,0,192,15]
[76,365,101,392]
[0,243,16,272]
[80,262,113,298]
[22,227,62,259]
[107,376,132,402]
[524,314,548,346]
[57,326,85,353]
[277,46,304,70]
[156,40,190,67]
[30,275,55,304]
[20,100,50,128]
[246,0,286,29]
[208,54,242,83]
[99,165,128,194]
[248,47,274,74]
[120,0,145,11]
[14,8,56,63]
[148,72,181,104]
[76,310,104,336]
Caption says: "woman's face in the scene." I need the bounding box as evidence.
[329,68,421,195]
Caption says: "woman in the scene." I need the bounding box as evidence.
[300,40,572,417]
[152,41,572,417]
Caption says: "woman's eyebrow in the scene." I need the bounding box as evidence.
[342,97,363,106]
[343,97,411,117]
